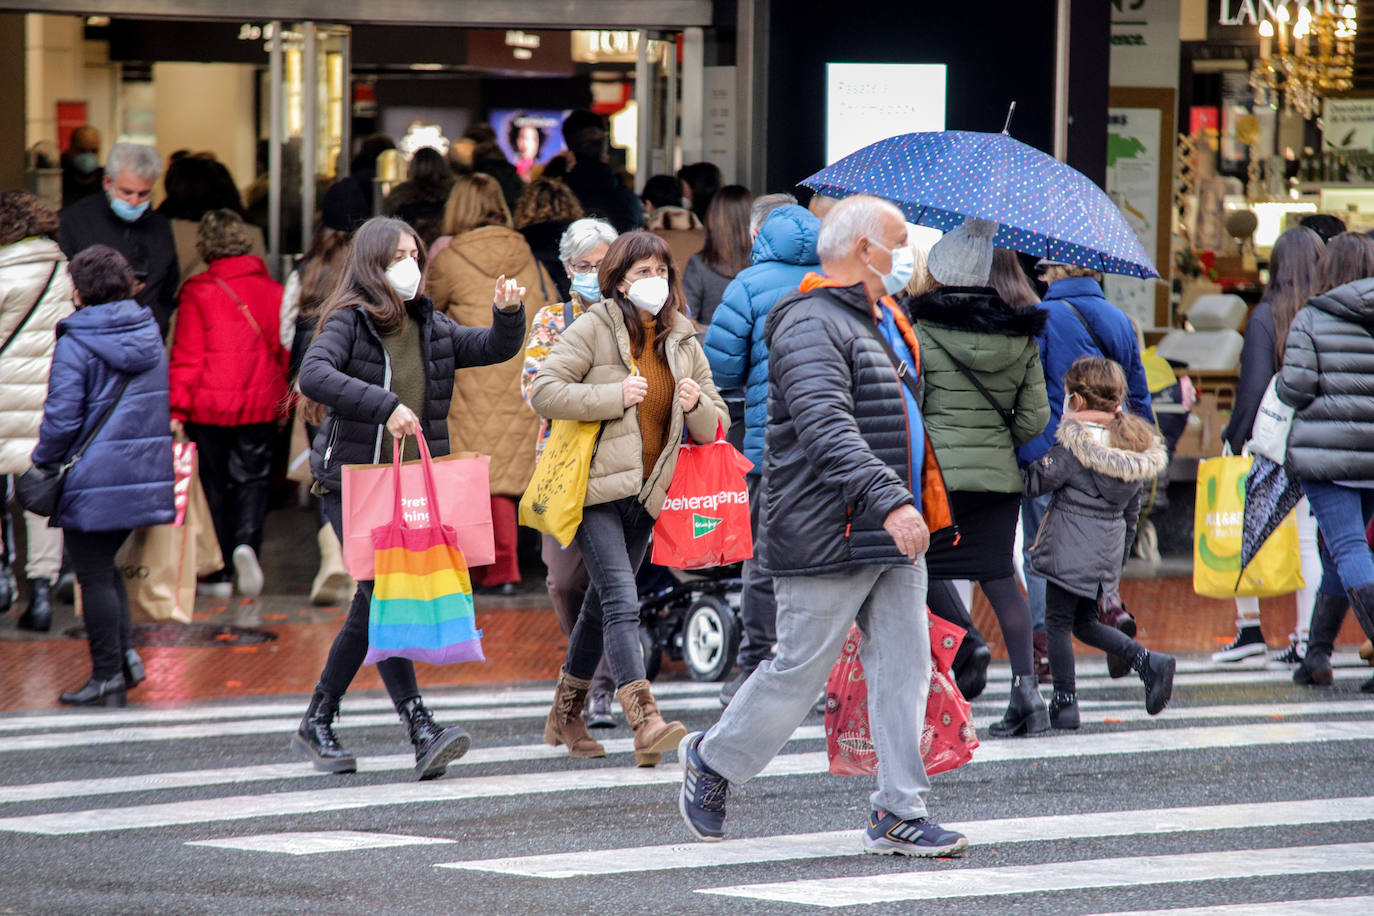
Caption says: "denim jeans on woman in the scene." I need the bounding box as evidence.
[1301,480,1374,591]
[565,497,655,686]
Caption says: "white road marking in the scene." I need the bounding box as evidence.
[697,841,1374,906]
[1,721,1370,835]
[1085,898,1374,916]
[437,795,1374,877]
[186,830,455,855]
[2,702,1369,803]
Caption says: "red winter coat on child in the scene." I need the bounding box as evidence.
[169,254,289,426]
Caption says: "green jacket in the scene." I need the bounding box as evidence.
[911,287,1050,493]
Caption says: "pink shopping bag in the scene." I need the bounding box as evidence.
[341,444,494,580]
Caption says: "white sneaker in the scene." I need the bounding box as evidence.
[232,545,264,598]
[196,581,232,599]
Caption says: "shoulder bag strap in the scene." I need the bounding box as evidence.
[210,275,279,356]
[66,375,133,469]
[0,262,61,360]
[843,299,925,406]
[943,349,1015,430]
[1061,299,1109,356]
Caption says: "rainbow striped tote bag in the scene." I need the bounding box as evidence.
[365,437,484,666]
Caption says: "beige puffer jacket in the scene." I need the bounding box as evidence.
[427,225,556,495]
[0,238,74,474]
[530,300,728,517]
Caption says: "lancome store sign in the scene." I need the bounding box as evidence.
[1218,0,1342,26]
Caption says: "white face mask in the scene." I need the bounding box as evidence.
[385,257,422,302]
[867,241,916,296]
[624,276,670,315]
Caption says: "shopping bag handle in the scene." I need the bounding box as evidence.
[390,435,445,529]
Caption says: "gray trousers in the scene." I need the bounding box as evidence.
[699,560,933,820]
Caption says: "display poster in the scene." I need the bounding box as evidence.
[1322,98,1374,152]
[1104,106,1163,328]
[489,109,570,179]
[824,63,946,164]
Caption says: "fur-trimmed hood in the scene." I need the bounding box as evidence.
[909,287,1048,337]
[1057,417,1167,483]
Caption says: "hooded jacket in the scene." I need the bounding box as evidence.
[1276,278,1374,480]
[529,299,727,518]
[0,238,75,475]
[910,287,1050,493]
[169,254,289,426]
[299,295,526,494]
[759,275,954,577]
[703,205,821,471]
[1017,276,1152,465]
[1024,417,1167,599]
[426,226,557,495]
[31,300,175,532]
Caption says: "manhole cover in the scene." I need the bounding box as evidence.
[62,623,278,647]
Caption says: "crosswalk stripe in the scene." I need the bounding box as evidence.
[1084,898,1374,916]
[0,720,1369,835]
[437,795,1374,877]
[187,831,455,855]
[696,841,1374,906]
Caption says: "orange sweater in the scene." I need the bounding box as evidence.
[635,320,675,478]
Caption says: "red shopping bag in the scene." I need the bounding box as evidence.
[341,445,494,580]
[650,423,754,569]
[824,616,979,778]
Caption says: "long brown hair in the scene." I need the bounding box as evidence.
[1314,231,1374,295]
[442,172,511,236]
[298,226,353,320]
[598,231,685,361]
[1265,226,1324,370]
[701,184,753,278]
[1063,356,1155,453]
[990,247,1040,307]
[302,218,425,423]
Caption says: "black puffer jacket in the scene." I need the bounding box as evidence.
[760,278,953,577]
[1276,278,1374,481]
[299,295,525,492]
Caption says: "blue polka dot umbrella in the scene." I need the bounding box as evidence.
[801,130,1159,279]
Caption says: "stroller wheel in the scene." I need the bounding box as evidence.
[683,596,740,682]
[639,624,662,682]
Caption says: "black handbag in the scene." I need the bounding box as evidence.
[17,376,132,517]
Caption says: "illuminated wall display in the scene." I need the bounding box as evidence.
[825,63,947,164]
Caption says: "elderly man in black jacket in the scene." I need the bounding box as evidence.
[58,142,179,336]
[677,195,967,857]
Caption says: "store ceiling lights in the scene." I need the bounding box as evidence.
[1250,0,1356,120]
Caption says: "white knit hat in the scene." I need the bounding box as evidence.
[927,217,999,287]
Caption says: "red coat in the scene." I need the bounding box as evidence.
[170,254,289,426]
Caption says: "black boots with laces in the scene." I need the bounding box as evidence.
[291,689,357,773]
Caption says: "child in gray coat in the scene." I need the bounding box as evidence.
[1024,357,1175,727]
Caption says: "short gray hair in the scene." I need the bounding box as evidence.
[749,192,798,235]
[815,195,903,264]
[558,218,618,265]
[105,142,163,182]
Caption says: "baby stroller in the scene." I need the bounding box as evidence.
[637,560,744,682]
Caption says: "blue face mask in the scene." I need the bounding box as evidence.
[73,152,100,175]
[109,195,149,223]
[570,271,601,302]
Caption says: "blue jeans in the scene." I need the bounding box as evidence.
[1300,480,1374,591]
[566,497,655,686]
[1021,493,1052,633]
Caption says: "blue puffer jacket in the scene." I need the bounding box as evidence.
[1016,276,1153,465]
[31,299,175,531]
[703,204,820,472]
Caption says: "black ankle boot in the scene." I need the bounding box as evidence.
[17,578,52,632]
[1048,691,1079,729]
[0,566,13,615]
[1132,649,1175,715]
[1346,584,1374,642]
[1295,593,1348,687]
[987,675,1050,737]
[123,649,146,689]
[290,689,357,773]
[954,644,992,701]
[398,696,471,781]
[59,673,127,707]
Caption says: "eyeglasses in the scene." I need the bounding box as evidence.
[569,261,601,275]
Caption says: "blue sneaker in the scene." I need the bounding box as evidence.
[678,731,728,841]
[863,810,968,857]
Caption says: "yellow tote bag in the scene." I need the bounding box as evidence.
[519,420,600,546]
[1193,454,1304,598]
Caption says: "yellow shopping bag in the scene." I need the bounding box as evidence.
[519,419,600,546]
[1193,454,1304,598]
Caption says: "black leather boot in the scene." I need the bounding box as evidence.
[1132,649,1175,715]
[398,696,471,781]
[1347,584,1374,642]
[16,578,52,632]
[123,649,147,689]
[987,675,1050,737]
[1048,691,1079,729]
[1032,631,1052,684]
[1294,593,1348,687]
[0,566,13,615]
[290,689,357,773]
[59,673,127,707]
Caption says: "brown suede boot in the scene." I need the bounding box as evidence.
[616,679,687,767]
[544,668,606,759]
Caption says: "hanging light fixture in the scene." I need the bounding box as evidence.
[1250,0,1355,119]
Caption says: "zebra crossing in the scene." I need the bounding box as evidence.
[0,660,1371,914]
